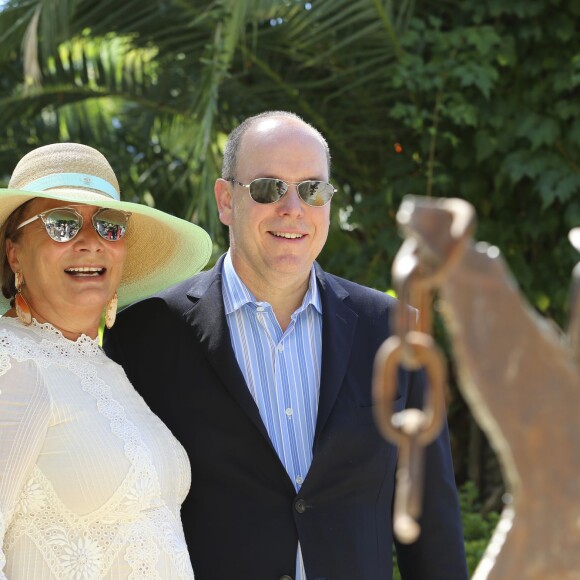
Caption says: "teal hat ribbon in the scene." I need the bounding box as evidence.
[20,172,120,201]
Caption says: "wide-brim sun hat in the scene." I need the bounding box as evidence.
[0,142,212,310]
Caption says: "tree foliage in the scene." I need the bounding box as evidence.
[1,0,578,317]
[1,0,580,500]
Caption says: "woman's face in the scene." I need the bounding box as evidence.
[6,199,127,332]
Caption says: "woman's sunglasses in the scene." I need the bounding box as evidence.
[229,178,336,207]
[17,206,131,243]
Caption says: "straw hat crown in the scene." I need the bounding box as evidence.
[9,143,120,195]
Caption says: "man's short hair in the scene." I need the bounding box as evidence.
[221,111,331,180]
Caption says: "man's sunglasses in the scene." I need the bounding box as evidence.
[17,206,131,243]
[229,178,336,207]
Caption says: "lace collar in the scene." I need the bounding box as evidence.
[1,316,102,358]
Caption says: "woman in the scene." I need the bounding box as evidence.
[0,143,212,578]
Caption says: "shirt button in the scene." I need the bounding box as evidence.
[256,306,265,312]
[296,476,303,485]
[277,343,284,352]
[285,407,293,417]
[295,499,307,513]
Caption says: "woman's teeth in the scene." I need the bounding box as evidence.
[65,267,105,277]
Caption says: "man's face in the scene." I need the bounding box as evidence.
[216,118,331,292]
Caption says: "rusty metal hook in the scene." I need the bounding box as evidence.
[371,195,473,544]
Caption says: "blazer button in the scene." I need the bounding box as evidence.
[295,498,307,513]
[279,576,293,580]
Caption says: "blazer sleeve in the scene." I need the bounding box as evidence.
[395,368,469,580]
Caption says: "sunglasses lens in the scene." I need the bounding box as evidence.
[249,178,287,204]
[245,178,335,206]
[93,209,129,241]
[43,209,82,242]
[298,181,335,206]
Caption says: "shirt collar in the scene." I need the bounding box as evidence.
[222,250,322,316]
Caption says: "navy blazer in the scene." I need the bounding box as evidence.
[104,257,468,580]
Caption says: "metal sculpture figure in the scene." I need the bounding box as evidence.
[373,195,580,579]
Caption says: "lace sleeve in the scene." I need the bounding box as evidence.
[0,357,51,574]
[0,353,9,377]
[0,511,5,580]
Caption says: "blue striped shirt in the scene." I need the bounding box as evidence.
[222,251,322,580]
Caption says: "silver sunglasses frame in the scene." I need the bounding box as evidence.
[229,178,337,206]
[17,206,131,242]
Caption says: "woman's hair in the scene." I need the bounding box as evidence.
[0,200,33,307]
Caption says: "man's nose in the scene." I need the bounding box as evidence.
[277,184,304,215]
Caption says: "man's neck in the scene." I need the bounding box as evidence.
[255,279,309,332]
[230,257,312,332]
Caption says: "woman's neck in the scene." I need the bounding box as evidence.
[4,306,99,340]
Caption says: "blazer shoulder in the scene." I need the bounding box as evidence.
[124,262,220,316]
[113,268,215,336]
[320,269,399,313]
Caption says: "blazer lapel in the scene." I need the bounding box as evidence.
[182,259,273,446]
[314,266,358,445]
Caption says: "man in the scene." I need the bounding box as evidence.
[104,111,468,579]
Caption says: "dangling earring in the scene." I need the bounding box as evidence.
[105,292,118,329]
[14,272,32,326]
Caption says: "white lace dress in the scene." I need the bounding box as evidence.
[0,317,194,579]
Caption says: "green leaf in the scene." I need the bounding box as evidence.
[473,130,497,162]
[537,171,580,207]
[516,113,560,149]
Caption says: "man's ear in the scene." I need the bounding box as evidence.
[215,178,233,226]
